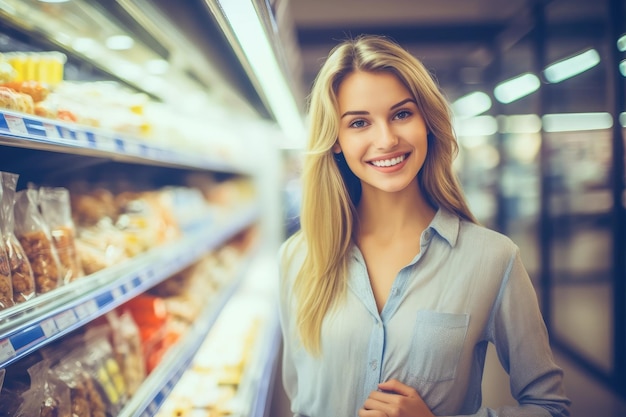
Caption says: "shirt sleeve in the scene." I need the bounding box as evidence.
[448,247,571,417]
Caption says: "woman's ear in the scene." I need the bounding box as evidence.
[332,142,342,154]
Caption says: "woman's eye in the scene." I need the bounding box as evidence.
[394,110,412,120]
[349,119,367,128]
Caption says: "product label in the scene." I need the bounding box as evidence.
[40,318,59,338]
[54,309,78,331]
[4,114,28,135]
[0,338,16,362]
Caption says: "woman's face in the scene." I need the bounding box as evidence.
[334,70,428,197]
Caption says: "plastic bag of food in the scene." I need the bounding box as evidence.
[106,309,146,396]
[0,182,14,310]
[39,187,84,283]
[14,187,62,294]
[51,345,107,417]
[0,172,35,303]
[81,326,127,414]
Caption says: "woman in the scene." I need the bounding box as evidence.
[278,34,570,417]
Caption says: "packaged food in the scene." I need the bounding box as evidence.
[106,309,146,396]
[82,326,127,413]
[0,172,35,303]
[39,187,84,283]
[14,187,62,294]
[1,80,50,102]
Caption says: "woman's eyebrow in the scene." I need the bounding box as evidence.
[390,98,416,110]
[340,98,416,119]
[340,110,368,119]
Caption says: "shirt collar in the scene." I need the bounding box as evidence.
[427,208,460,247]
[348,207,461,259]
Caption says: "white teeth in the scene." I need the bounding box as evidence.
[371,154,405,167]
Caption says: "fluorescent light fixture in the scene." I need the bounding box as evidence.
[494,73,540,104]
[618,34,626,52]
[620,59,626,77]
[105,35,134,51]
[217,0,306,148]
[544,49,600,83]
[146,59,169,75]
[38,0,70,3]
[455,115,498,137]
[497,114,542,134]
[452,91,492,118]
[543,112,613,132]
[72,37,98,53]
[620,112,626,127]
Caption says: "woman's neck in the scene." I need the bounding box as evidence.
[356,181,436,240]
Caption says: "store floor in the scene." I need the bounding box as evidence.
[269,343,626,417]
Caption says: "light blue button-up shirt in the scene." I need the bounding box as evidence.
[278,209,570,417]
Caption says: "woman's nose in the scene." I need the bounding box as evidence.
[374,122,398,149]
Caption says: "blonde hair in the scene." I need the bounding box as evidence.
[285,34,477,355]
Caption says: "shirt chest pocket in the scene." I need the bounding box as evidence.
[408,310,469,383]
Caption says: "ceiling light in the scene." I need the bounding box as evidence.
[454,115,498,137]
[146,59,169,75]
[543,49,600,83]
[497,114,542,134]
[72,37,98,53]
[105,35,134,51]
[618,34,626,52]
[620,59,626,77]
[38,0,70,3]
[542,112,613,132]
[494,73,540,104]
[216,0,306,148]
[452,91,492,118]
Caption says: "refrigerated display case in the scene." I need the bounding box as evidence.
[0,1,285,416]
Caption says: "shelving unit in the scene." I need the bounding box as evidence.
[0,2,285,415]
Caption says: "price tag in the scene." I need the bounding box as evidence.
[74,299,98,319]
[97,135,115,152]
[111,286,124,299]
[40,318,59,338]
[75,129,98,148]
[4,114,28,135]
[0,339,16,362]
[43,123,60,140]
[54,310,78,331]
[124,281,135,293]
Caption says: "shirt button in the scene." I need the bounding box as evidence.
[370,360,378,370]
[424,230,431,240]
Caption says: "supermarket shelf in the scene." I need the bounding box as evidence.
[119,255,254,417]
[248,313,282,417]
[0,203,260,370]
[0,109,251,174]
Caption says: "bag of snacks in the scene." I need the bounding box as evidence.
[14,187,62,294]
[0,172,35,303]
[0,183,14,310]
[39,187,84,284]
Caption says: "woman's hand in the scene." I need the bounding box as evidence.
[358,379,435,417]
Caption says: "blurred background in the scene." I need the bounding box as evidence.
[0,0,623,416]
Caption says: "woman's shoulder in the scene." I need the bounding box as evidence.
[457,218,519,255]
[279,231,307,260]
[278,232,308,280]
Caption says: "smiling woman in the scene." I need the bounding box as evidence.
[277,34,571,417]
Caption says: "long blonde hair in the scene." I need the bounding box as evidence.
[285,34,477,355]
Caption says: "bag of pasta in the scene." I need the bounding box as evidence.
[14,187,62,294]
[0,172,35,303]
[39,187,84,284]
